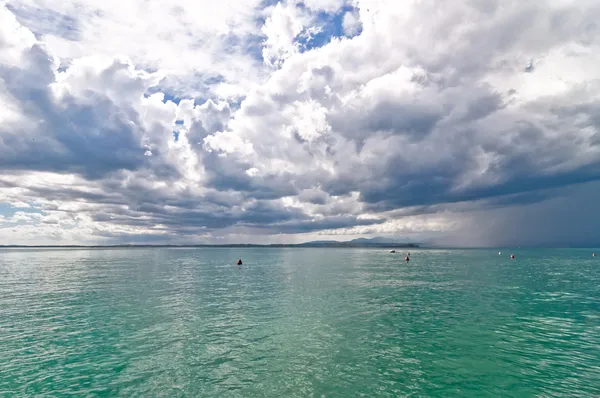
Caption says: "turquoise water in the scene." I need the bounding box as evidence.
[1,248,599,397]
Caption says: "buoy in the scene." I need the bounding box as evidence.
[510,254,515,259]
[237,259,242,265]
[405,256,410,262]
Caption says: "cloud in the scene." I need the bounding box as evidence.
[2,0,600,246]
[6,0,268,101]
[261,2,310,68]
[442,181,600,247]
[342,9,361,37]
[203,1,600,208]
[303,0,346,14]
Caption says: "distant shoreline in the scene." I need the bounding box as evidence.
[0,243,420,249]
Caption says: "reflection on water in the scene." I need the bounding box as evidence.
[1,248,599,396]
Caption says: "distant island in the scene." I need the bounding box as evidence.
[1,237,419,249]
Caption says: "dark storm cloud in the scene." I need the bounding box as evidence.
[263,215,386,234]
[0,44,150,180]
[0,169,313,234]
[362,100,443,138]
[91,204,374,237]
[443,180,600,247]
[328,88,444,142]
[297,189,328,205]
[358,153,600,212]
[358,132,598,206]
[201,151,300,199]
[320,80,600,215]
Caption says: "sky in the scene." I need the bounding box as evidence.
[1,0,600,246]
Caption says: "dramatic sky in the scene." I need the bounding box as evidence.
[1,0,600,246]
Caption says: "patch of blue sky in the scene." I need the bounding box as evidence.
[297,5,359,52]
[145,74,229,107]
[223,32,265,63]
[144,88,184,105]
[0,202,44,217]
[171,119,185,142]
[256,0,283,26]
[228,96,246,112]
[260,0,282,9]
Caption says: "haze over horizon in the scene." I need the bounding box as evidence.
[2,0,600,247]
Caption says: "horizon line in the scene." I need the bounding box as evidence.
[1,244,599,249]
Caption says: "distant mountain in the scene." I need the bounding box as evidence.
[297,240,340,245]
[297,237,418,248]
[347,237,400,244]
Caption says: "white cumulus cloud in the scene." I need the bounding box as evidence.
[2,0,600,246]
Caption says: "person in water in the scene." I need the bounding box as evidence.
[405,256,409,262]
[237,259,242,265]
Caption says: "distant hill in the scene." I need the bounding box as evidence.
[295,237,417,248]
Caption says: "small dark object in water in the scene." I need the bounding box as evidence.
[405,256,409,262]
[237,259,242,265]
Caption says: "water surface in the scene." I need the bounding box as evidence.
[1,248,599,396]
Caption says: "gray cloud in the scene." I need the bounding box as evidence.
[442,181,600,247]
[6,3,81,41]
[3,1,600,245]
[0,45,151,179]
[263,215,386,234]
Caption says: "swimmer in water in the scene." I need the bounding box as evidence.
[237,259,242,265]
[405,256,410,262]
